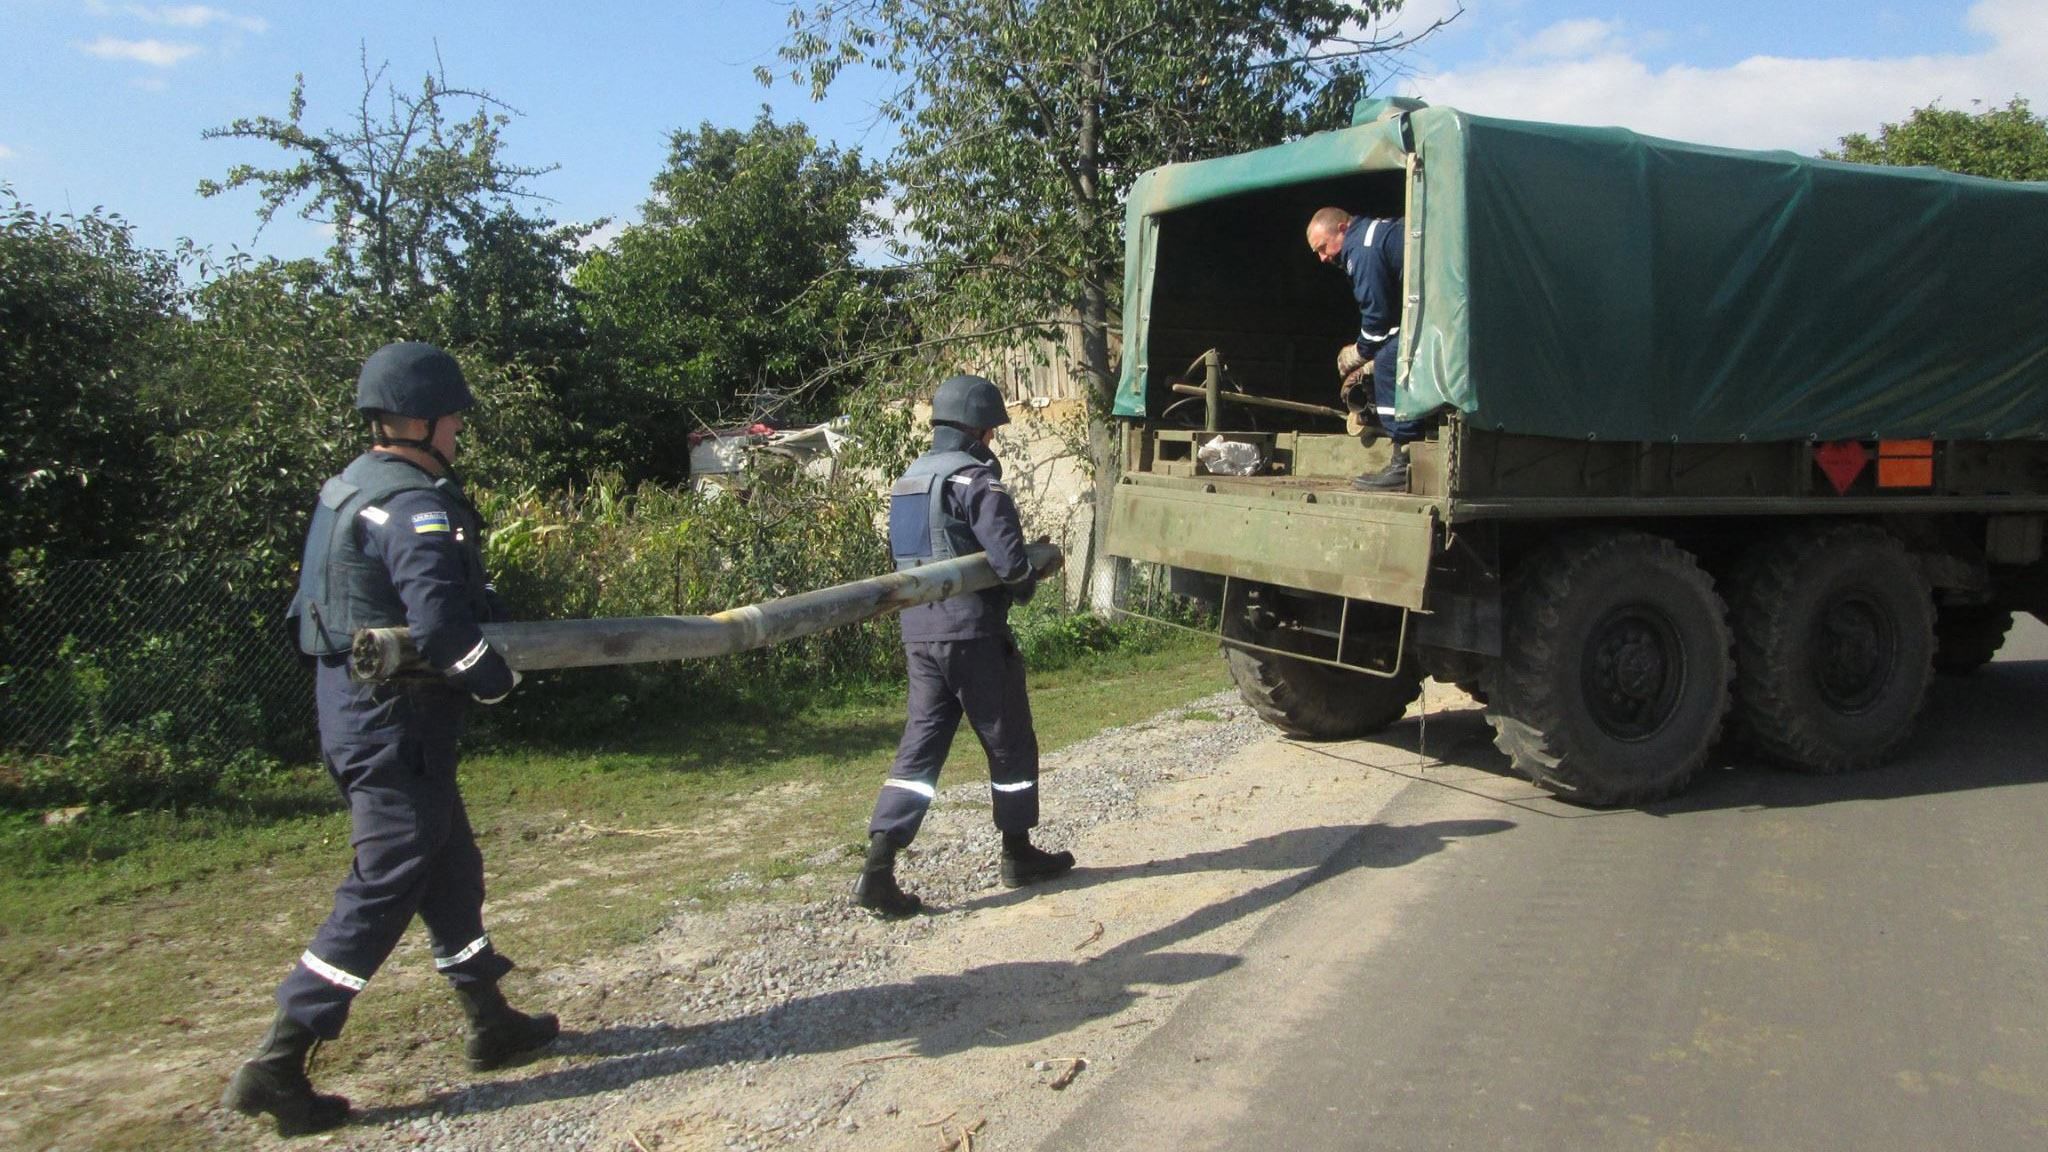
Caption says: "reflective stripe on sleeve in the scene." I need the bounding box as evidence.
[434,934,491,970]
[358,506,390,526]
[447,639,490,674]
[299,950,368,992]
[1364,219,1381,246]
[990,780,1036,793]
[884,778,937,800]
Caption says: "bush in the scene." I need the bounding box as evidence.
[0,716,289,813]
[472,468,904,741]
[1009,594,1182,670]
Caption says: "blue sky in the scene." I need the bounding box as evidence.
[2,1,2043,263]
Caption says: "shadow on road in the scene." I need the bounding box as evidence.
[355,818,1511,1124]
[1342,660,2048,819]
[1662,658,2048,814]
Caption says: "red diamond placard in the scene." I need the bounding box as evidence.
[1814,441,1870,495]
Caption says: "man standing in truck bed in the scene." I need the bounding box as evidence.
[854,373,1075,918]
[1308,206,1417,491]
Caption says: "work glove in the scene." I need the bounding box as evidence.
[1336,344,1368,378]
[1340,363,1380,442]
[1032,534,1065,573]
[1339,361,1374,403]
[475,669,522,705]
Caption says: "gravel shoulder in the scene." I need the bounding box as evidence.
[195,683,1481,1152]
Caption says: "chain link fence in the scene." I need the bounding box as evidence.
[1,554,311,758]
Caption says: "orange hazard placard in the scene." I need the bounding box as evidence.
[1876,440,1934,488]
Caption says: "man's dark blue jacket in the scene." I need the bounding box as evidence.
[1344,215,1406,357]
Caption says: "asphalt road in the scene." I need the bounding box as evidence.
[1046,618,2048,1152]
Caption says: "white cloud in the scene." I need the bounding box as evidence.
[577,218,628,252]
[0,143,16,160]
[1513,18,1622,61]
[1404,0,2048,154]
[79,36,201,67]
[127,5,268,34]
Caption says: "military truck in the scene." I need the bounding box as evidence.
[1104,98,2048,805]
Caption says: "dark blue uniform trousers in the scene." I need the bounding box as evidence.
[870,636,1040,847]
[1373,337,1426,444]
[276,739,513,1039]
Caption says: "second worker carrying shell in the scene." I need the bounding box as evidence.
[854,373,1077,918]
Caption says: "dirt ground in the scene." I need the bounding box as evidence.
[91,679,1477,1152]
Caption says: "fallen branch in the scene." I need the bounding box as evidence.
[629,1132,653,1152]
[848,1052,920,1066]
[1049,1057,1088,1090]
[830,1077,865,1114]
[917,1110,958,1129]
[1073,920,1104,950]
[938,1118,987,1151]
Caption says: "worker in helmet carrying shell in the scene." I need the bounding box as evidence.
[856,373,1076,917]
[222,342,557,1136]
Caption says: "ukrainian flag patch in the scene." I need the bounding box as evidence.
[410,511,452,534]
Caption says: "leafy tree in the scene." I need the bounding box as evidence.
[421,206,601,491]
[197,58,601,495]
[772,0,1436,403]
[770,1,1443,598]
[0,190,182,697]
[144,256,382,580]
[1829,97,2048,181]
[0,189,181,572]
[199,55,557,308]
[144,253,582,581]
[575,111,890,481]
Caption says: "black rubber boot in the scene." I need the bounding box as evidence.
[455,981,560,1071]
[1351,443,1410,492]
[1000,832,1076,889]
[853,832,924,918]
[220,1012,350,1137]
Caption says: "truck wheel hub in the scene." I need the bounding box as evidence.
[1813,592,1892,712]
[1582,606,1684,741]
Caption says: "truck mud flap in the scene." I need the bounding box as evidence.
[1105,479,1435,610]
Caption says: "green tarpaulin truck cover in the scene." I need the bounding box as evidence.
[1113,105,2048,443]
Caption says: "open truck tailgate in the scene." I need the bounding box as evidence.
[1104,474,1439,610]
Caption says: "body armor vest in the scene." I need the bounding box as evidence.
[889,449,984,570]
[290,453,446,656]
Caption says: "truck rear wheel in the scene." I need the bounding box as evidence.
[1224,646,1421,740]
[1932,605,2013,674]
[1727,524,1934,772]
[1489,532,1733,806]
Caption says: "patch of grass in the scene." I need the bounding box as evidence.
[0,631,1230,1148]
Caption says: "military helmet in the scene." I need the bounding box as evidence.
[354,342,476,419]
[930,374,1009,430]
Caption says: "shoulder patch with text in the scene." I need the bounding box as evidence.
[410,510,452,534]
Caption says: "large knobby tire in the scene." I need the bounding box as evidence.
[1488,532,1733,806]
[1225,645,1422,740]
[1727,524,1935,772]
[1932,604,2014,675]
